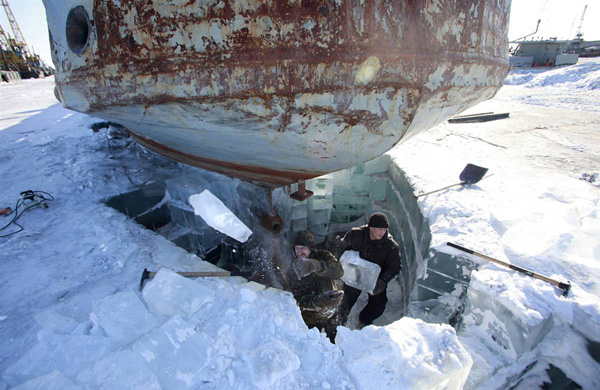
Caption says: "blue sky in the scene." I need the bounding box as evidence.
[1,0,599,69]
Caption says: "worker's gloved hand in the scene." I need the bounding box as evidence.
[314,290,344,308]
[370,279,387,296]
[292,258,322,279]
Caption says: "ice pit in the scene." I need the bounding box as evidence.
[103,154,481,329]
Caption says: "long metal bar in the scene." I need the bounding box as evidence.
[139,268,232,290]
[447,242,571,296]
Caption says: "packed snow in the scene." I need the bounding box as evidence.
[1,59,600,389]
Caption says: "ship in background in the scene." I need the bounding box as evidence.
[509,4,599,68]
[509,37,600,68]
[43,0,510,189]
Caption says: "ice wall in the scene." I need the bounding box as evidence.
[103,168,283,280]
[164,173,267,256]
[409,250,479,326]
[273,155,431,320]
[457,269,600,389]
[104,157,433,322]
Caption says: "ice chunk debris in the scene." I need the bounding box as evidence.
[246,339,301,389]
[339,250,381,293]
[240,287,258,303]
[91,289,157,347]
[132,316,212,390]
[2,334,113,386]
[10,370,79,390]
[189,189,252,243]
[337,317,473,390]
[77,351,161,390]
[143,268,215,318]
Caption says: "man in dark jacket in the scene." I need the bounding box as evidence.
[336,212,402,327]
[286,230,344,342]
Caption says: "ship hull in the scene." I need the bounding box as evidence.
[44,0,510,186]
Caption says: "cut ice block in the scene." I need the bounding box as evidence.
[363,155,390,175]
[291,218,308,231]
[309,222,329,236]
[339,251,381,293]
[334,174,371,196]
[168,205,211,232]
[332,193,369,212]
[2,334,113,386]
[308,208,331,225]
[132,316,212,390]
[369,178,388,202]
[189,190,252,243]
[291,204,308,219]
[35,310,78,335]
[165,174,211,204]
[143,269,215,318]
[308,196,333,210]
[464,282,554,358]
[91,290,157,347]
[307,176,334,196]
[77,351,161,390]
[11,370,80,390]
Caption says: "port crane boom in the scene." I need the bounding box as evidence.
[575,5,588,39]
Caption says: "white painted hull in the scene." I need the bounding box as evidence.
[44,0,510,185]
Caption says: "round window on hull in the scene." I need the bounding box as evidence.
[66,6,90,55]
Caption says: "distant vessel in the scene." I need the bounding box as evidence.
[43,0,510,187]
[509,38,580,68]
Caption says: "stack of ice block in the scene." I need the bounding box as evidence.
[306,175,334,236]
[339,251,381,293]
[290,199,308,233]
[330,166,371,224]
[287,175,335,236]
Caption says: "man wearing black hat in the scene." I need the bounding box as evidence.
[336,212,402,327]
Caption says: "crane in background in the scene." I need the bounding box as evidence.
[0,22,22,82]
[1,0,33,59]
[574,5,588,40]
[0,0,52,81]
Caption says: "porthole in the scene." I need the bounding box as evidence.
[66,6,90,55]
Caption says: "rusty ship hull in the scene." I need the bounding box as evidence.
[43,0,510,186]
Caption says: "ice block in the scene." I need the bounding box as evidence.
[189,189,252,243]
[339,251,381,293]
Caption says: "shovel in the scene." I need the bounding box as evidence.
[414,164,488,199]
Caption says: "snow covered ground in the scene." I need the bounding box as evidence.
[1,59,599,389]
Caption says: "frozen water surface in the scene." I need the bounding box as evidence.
[91,289,157,347]
[2,334,113,386]
[10,370,79,390]
[132,317,212,390]
[143,268,215,318]
[76,351,161,390]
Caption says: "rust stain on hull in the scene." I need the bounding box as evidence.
[43,0,511,186]
[129,131,322,186]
